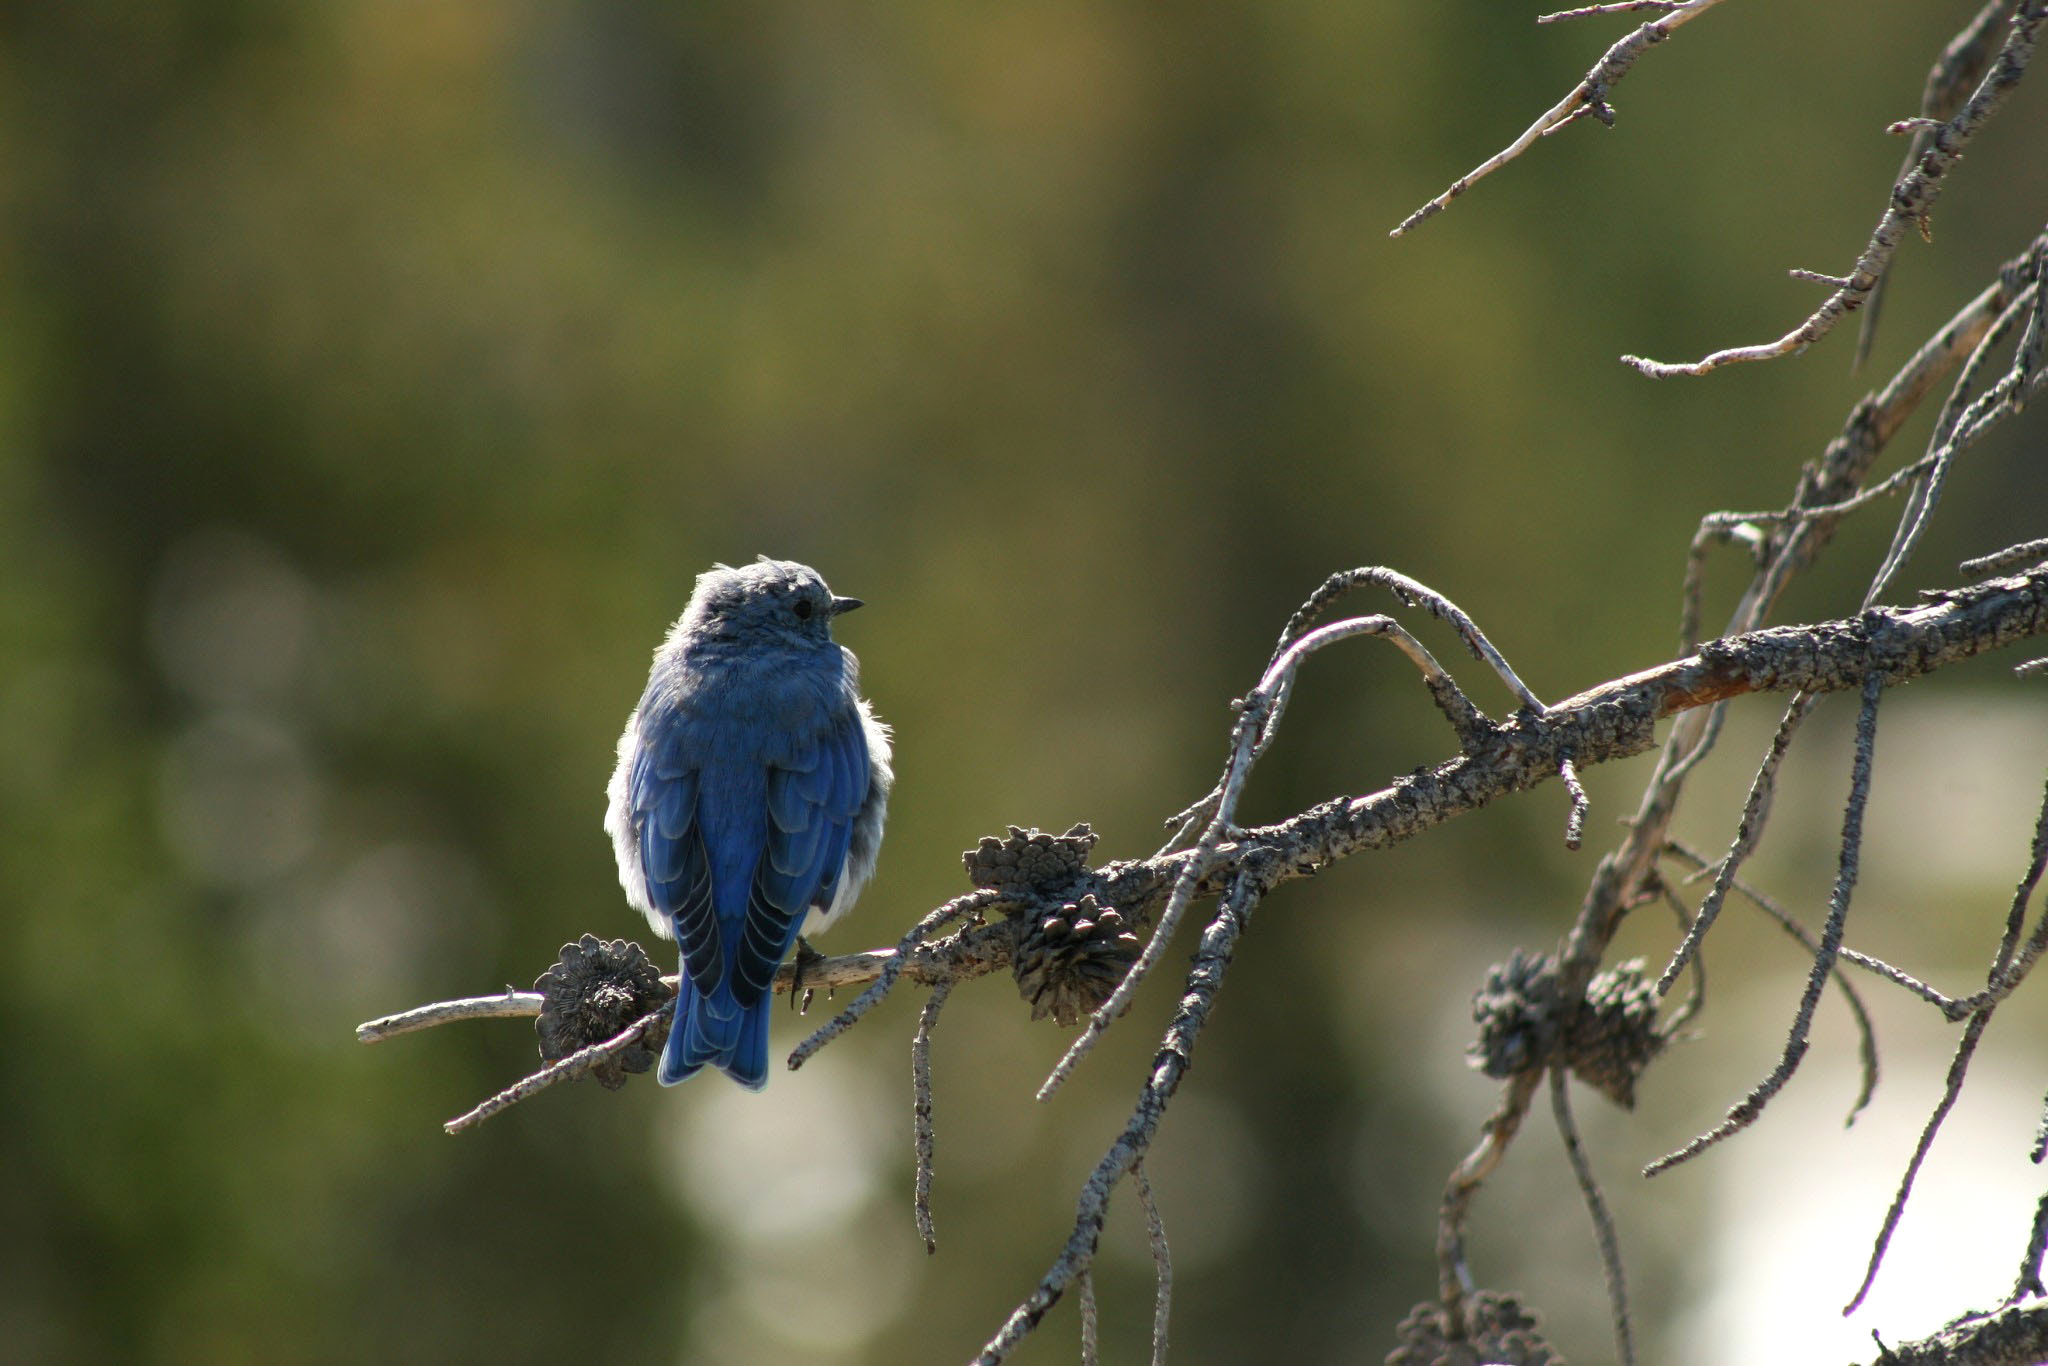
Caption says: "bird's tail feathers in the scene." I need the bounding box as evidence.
[659,981,771,1091]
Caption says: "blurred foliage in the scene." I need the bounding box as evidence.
[1,2,2042,1362]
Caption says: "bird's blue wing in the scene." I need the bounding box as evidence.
[631,722,722,999]
[730,711,871,1003]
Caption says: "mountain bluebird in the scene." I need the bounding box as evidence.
[605,558,892,1089]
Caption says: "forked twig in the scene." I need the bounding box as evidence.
[1623,3,2045,377]
[1054,572,1544,1101]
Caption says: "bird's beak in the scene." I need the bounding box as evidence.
[830,596,864,616]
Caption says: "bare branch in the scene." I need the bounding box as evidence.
[1623,3,2045,377]
[363,564,2048,1135]
[1044,589,1530,1101]
[1865,276,2047,607]
[1391,0,1732,238]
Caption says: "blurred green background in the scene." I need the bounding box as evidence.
[3,3,2044,1362]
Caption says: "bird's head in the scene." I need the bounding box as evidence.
[684,557,862,648]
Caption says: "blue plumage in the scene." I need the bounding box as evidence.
[605,559,892,1089]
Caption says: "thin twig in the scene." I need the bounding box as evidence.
[1538,1,1684,21]
[1964,538,2048,579]
[1391,0,1732,237]
[1838,947,1972,1018]
[912,980,953,1254]
[1854,0,2021,371]
[443,1003,671,1135]
[1163,564,1541,851]
[788,890,997,1071]
[1838,768,2048,1313]
[1655,693,1818,994]
[2017,1193,2048,1301]
[1865,280,2046,607]
[1438,1071,1545,1337]
[1133,1161,1172,1366]
[1655,878,1708,1031]
[1551,1068,1635,1366]
[1664,839,1882,1124]
[1844,1007,1997,1313]
[1560,755,1590,850]
[1078,1270,1099,1366]
[356,990,546,1042]
[1647,672,1885,1177]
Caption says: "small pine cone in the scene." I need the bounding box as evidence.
[1565,960,1665,1110]
[1468,948,1561,1080]
[963,823,1098,898]
[534,935,669,1090]
[1387,1291,1563,1366]
[1012,893,1141,1026]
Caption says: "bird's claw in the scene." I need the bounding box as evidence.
[790,935,824,1014]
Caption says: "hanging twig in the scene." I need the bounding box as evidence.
[1646,672,1886,1177]
[1134,1161,1172,1366]
[912,981,953,1254]
[1551,1068,1634,1366]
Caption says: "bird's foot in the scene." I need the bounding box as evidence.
[790,936,824,1014]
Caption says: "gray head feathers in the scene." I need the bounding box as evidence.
[678,557,861,649]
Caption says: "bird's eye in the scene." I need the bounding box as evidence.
[793,599,814,620]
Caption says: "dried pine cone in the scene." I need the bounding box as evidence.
[1469,948,1562,1080]
[963,823,1098,900]
[1387,1291,1562,1366]
[534,935,669,1090]
[1012,893,1141,1026]
[1469,949,1666,1109]
[1567,960,1665,1110]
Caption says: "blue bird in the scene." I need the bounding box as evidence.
[605,558,892,1089]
